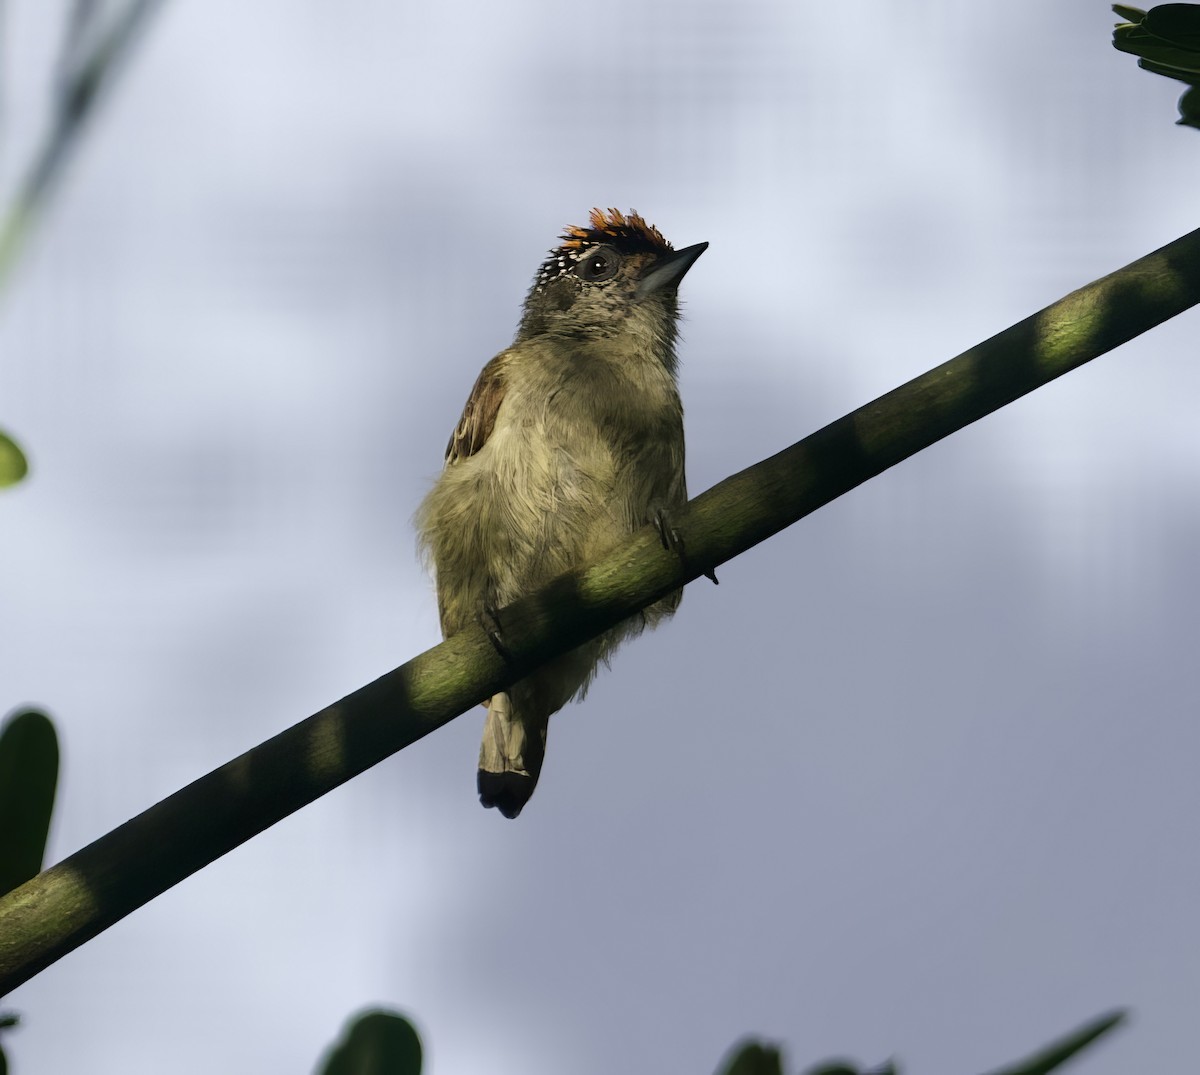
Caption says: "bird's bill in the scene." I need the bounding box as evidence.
[636,241,708,297]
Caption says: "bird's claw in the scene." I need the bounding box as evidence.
[653,507,681,552]
[654,507,718,585]
[481,602,512,662]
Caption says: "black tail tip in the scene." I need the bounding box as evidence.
[478,771,535,819]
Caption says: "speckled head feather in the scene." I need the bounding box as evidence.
[534,208,673,293]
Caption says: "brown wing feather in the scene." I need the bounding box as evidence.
[445,352,508,464]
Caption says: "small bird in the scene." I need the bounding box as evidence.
[416,208,707,818]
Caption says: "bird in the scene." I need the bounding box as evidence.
[416,208,707,818]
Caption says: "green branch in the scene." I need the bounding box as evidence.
[0,227,1198,996]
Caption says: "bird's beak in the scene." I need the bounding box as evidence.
[636,241,708,297]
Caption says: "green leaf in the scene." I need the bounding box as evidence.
[717,1040,784,1075]
[0,432,28,488]
[1144,3,1200,45]
[0,709,59,898]
[983,1010,1127,1075]
[1113,3,1200,76]
[1113,4,1148,21]
[1179,83,1200,124]
[319,1010,422,1075]
[1113,31,1200,78]
[1112,4,1200,124]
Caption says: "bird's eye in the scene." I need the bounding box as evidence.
[576,247,621,282]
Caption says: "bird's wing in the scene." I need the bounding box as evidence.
[445,351,509,465]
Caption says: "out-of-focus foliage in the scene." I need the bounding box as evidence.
[0,709,59,898]
[982,1011,1126,1075]
[714,1011,1124,1075]
[0,1011,17,1075]
[0,1,165,482]
[718,1040,784,1075]
[0,0,165,291]
[1113,4,1200,126]
[318,1010,423,1075]
[801,1065,888,1075]
[0,432,28,489]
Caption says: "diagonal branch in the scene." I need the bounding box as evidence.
[0,227,1198,996]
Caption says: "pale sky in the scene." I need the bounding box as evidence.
[1,2,1197,1073]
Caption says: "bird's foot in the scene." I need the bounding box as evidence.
[653,507,718,585]
[653,506,681,553]
[480,601,512,661]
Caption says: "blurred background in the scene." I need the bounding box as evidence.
[1,1,1197,1072]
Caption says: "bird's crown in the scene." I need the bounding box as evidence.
[560,208,670,253]
[534,208,672,292]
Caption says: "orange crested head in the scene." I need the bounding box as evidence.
[532,209,675,294]
[518,208,706,342]
[558,208,672,254]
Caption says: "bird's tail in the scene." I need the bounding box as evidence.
[477,691,546,819]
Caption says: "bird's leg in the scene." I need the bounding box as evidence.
[653,507,719,585]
